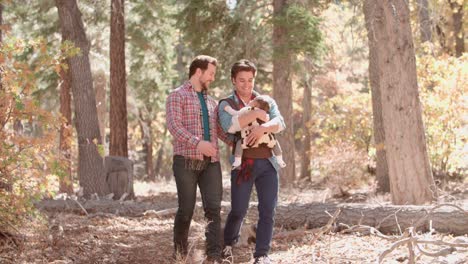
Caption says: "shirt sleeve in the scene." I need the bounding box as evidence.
[266,97,286,133]
[217,119,235,146]
[166,91,200,147]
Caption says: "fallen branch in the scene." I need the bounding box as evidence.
[68,198,89,216]
[339,224,398,241]
[379,237,413,263]
[142,208,178,218]
[310,208,341,245]
[416,243,455,257]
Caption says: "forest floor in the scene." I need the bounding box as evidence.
[1,177,467,264]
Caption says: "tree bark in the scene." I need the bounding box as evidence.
[55,0,109,197]
[109,0,128,157]
[138,109,154,181]
[416,0,432,43]
[36,200,468,236]
[448,0,464,57]
[94,69,107,146]
[58,56,73,194]
[273,0,295,185]
[270,203,468,236]
[154,127,168,180]
[0,3,3,91]
[364,2,390,194]
[300,63,312,180]
[363,0,436,205]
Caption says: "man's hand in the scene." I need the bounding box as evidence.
[254,109,269,122]
[246,125,268,146]
[196,140,217,157]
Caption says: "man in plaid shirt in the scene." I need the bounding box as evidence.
[166,55,231,262]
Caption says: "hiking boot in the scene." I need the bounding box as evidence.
[253,255,271,264]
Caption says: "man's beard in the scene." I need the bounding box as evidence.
[201,81,209,92]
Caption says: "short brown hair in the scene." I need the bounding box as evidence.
[230,59,257,80]
[189,55,218,78]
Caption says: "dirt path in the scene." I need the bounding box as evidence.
[1,180,467,263]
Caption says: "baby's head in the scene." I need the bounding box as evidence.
[249,96,270,112]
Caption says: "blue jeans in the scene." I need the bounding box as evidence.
[173,155,223,258]
[223,158,278,257]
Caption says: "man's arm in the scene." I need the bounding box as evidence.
[262,97,285,133]
[216,118,235,146]
[237,109,268,129]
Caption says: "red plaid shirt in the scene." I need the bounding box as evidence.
[166,82,232,162]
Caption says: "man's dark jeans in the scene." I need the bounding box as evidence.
[224,158,278,258]
[173,155,223,258]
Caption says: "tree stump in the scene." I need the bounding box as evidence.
[105,156,134,200]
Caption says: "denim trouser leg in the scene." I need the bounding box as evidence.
[254,159,278,257]
[199,162,223,257]
[223,168,254,246]
[223,158,278,258]
[173,156,197,255]
[173,156,223,257]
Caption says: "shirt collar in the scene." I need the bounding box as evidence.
[232,89,260,107]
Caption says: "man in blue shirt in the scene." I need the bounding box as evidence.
[218,59,285,264]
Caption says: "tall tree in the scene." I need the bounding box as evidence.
[300,66,312,180]
[363,0,436,204]
[55,0,109,197]
[273,0,295,185]
[417,0,432,43]
[0,3,9,192]
[364,2,390,193]
[94,69,107,146]
[0,3,3,91]
[58,49,73,194]
[138,108,154,181]
[448,0,464,57]
[109,0,128,157]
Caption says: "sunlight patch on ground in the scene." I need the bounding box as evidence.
[133,180,177,196]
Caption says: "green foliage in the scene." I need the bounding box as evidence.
[275,4,325,59]
[314,92,373,153]
[0,36,66,229]
[176,1,278,88]
[417,53,467,174]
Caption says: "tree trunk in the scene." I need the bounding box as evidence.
[448,0,464,57]
[416,0,432,43]
[300,65,312,180]
[36,200,468,236]
[273,0,295,185]
[364,2,390,194]
[154,127,168,180]
[58,56,73,194]
[0,3,3,91]
[55,0,109,197]
[0,3,2,43]
[0,3,7,191]
[363,0,436,205]
[94,69,107,146]
[269,203,468,236]
[138,109,154,181]
[109,0,128,157]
